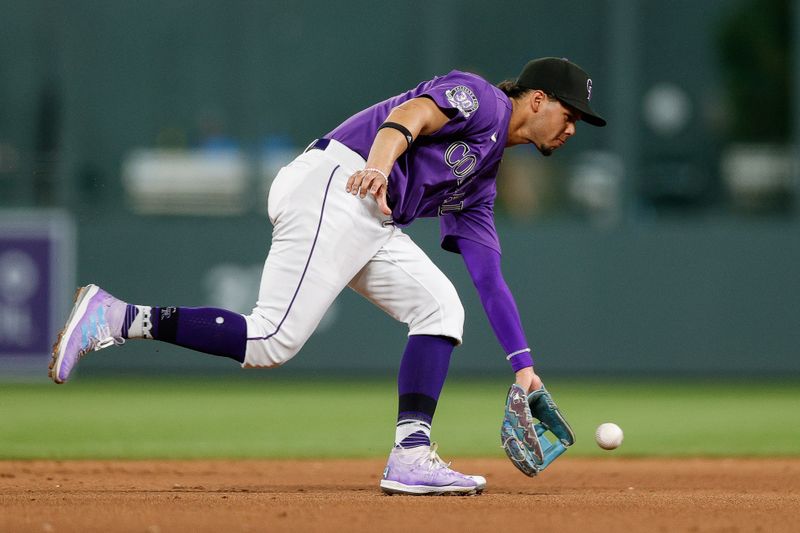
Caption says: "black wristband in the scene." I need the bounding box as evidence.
[378,121,414,147]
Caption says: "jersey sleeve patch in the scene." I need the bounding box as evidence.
[445,85,479,118]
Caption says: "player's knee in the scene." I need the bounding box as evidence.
[241,314,309,368]
[408,281,464,344]
[451,296,465,330]
[445,295,465,342]
[243,336,304,368]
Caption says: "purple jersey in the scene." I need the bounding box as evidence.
[327,71,512,254]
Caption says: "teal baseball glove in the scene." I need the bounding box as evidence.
[528,386,576,448]
[501,383,575,476]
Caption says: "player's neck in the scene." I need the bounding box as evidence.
[505,97,531,147]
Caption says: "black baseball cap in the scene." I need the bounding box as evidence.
[517,57,606,127]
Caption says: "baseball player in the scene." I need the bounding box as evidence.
[50,57,605,495]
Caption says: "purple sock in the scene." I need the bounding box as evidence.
[396,335,454,447]
[126,306,247,363]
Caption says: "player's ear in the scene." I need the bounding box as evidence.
[529,90,546,113]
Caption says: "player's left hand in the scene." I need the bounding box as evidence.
[501,383,544,476]
[500,383,575,477]
[346,169,392,216]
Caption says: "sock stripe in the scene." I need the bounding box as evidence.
[122,304,139,339]
[398,430,431,449]
[396,419,431,430]
[155,306,179,342]
[398,393,438,421]
[395,419,432,449]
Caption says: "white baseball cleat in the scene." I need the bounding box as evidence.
[380,443,484,495]
[468,475,487,491]
[49,284,126,384]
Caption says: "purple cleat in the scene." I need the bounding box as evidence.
[49,284,126,384]
[380,443,484,496]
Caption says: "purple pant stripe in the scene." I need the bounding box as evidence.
[246,165,340,342]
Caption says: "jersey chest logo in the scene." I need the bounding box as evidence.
[439,142,479,215]
[444,142,477,180]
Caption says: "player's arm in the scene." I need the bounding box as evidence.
[347,97,450,215]
[455,237,543,393]
[457,237,576,475]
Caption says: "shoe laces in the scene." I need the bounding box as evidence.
[80,311,125,356]
[421,443,453,472]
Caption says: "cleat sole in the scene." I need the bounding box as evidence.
[48,284,100,384]
[379,479,479,496]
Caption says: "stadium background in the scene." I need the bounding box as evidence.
[3,0,800,378]
[1,0,799,461]
[5,6,800,533]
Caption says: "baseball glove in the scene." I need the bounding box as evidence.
[500,384,575,476]
[528,385,575,447]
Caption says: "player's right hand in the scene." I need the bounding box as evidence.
[346,169,392,216]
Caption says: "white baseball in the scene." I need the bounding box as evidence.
[595,422,624,450]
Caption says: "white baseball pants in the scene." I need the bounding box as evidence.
[242,139,464,368]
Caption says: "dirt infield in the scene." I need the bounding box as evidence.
[2,458,798,532]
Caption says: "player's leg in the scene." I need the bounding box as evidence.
[395,334,454,450]
[49,286,248,383]
[51,140,391,383]
[242,140,393,367]
[349,230,483,495]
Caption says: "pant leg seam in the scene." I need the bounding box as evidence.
[246,164,341,343]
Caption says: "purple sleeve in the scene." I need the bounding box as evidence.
[440,203,501,255]
[419,72,497,138]
[457,237,534,372]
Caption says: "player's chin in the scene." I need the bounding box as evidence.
[536,144,555,157]
[537,139,566,157]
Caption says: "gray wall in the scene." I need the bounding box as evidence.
[2,0,798,376]
[71,215,800,377]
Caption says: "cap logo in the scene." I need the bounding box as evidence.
[445,85,479,118]
[586,79,593,101]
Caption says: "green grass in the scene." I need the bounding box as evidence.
[1,377,799,459]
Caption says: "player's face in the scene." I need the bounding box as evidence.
[531,96,580,157]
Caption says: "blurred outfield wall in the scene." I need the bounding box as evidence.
[66,214,800,377]
[1,0,799,377]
